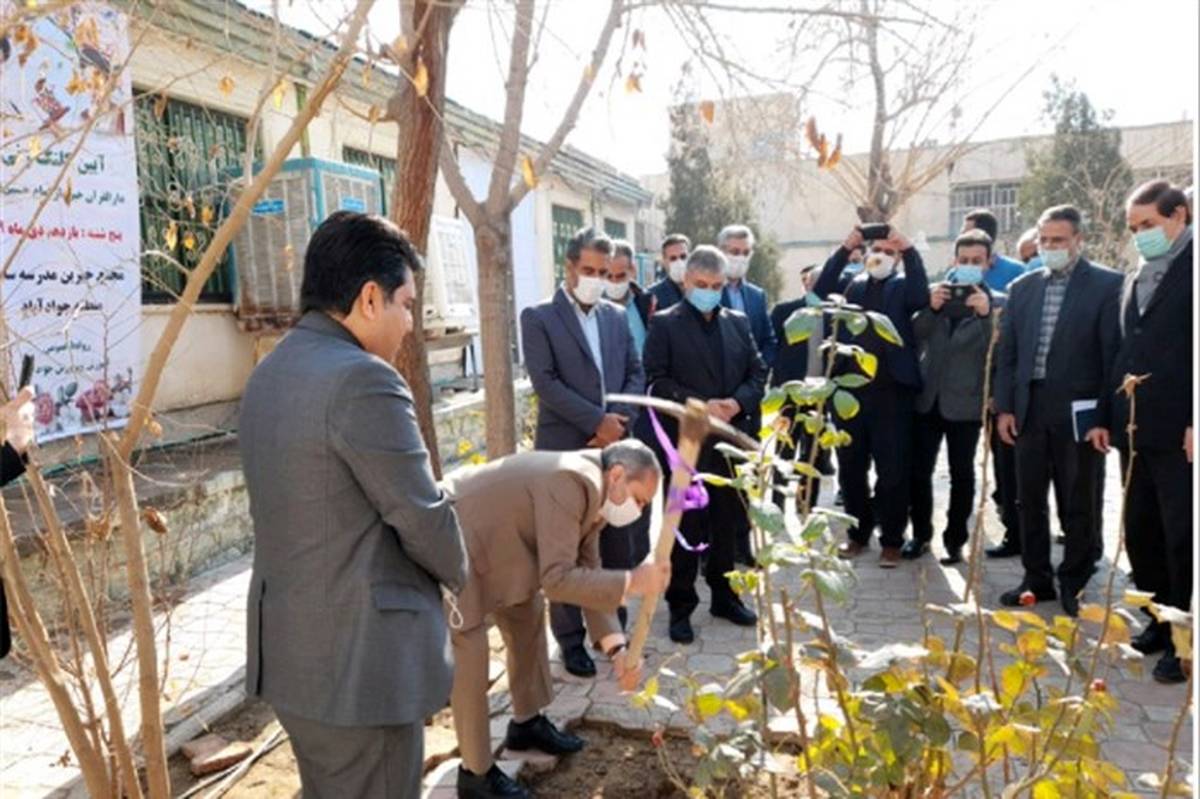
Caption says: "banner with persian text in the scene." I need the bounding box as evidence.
[0,2,140,441]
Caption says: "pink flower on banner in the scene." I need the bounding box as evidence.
[76,381,112,423]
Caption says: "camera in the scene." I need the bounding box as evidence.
[942,283,976,320]
[859,223,891,241]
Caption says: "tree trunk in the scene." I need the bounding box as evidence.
[474,218,517,456]
[390,0,461,479]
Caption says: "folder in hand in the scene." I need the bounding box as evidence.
[1071,399,1099,443]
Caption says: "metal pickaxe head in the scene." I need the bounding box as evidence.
[605,393,759,451]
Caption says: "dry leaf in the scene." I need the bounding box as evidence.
[28,134,41,159]
[12,25,29,45]
[18,31,38,66]
[183,194,195,219]
[153,91,169,120]
[520,155,538,190]
[804,116,820,153]
[624,72,642,94]
[412,56,429,98]
[65,70,86,95]
[148,419,164,439]
[182,231,197,251]
[143,508,168,535]
[75,16,100,50]
[632,29,645,49]
[390,34,409,56]
[164,220,178,251]
[218,75,234,96]
[816,133,829,167]
[63,178,73,206]
[367,104,382,124]
[698,100,715,125]
[582,63,595,83]
[273,79,288,110]
[826,133,843,169]
[200,205,214,225]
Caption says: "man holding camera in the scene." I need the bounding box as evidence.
[906,229,1002,565]
[813,223,929,567]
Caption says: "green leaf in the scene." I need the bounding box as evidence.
[749,501,785,534]
[853,349,878,378]
[924,713,952,747]
[804,291,823,307]
[761,387,787,415]
[839,311,868,336]
[867,311,903,345]
[792,461,822,479]
[784,308,822,344]
[807,568,850,603]
[800,412,825,435]
[956,730,980,752]
[834,373,871,389]
[832,390,860,420]
[763,663,794,710]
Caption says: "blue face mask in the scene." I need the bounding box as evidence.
[1133,226,1172,260]
[1025,255,1042,270]
[687,287,723,314]
[843,261,864,275]
[952,265,984,285]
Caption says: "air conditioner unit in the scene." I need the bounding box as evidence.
[229,158,383,330]
[424,214,478,329]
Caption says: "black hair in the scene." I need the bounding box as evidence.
[1128,179,1192,224]
[1038,204,1084,234]
[964,208,999,241]
[612,239,635,261]
[660,233,691,253]
[300,211,421,315]
[566,226,613,262]
[955,228,993,257]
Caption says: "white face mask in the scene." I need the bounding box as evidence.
[726,254,750,279]
[601,480,642,527]
[865,253,896,280]
[668,259,688,283]
[572,275,605,305]
[1039,247,1071,272]
[604,280,631,301]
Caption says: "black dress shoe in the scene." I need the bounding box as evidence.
[457,764,530,799]
[985,540,1021,559]
[939,547,963,565]
[711,598,757,627]
[1153,653,1187,684]
[900,540,928,560]
[561,644,596,678]
[1059,588,1080,618]
[998,584,1057,607]
[669,615,694,644]
[504,714,584,756]
[1132,622,1170,655]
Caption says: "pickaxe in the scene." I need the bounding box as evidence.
[605,393,758,690]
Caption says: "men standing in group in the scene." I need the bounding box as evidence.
[994,205,1121,617]
[445,441,669,799]
[1090,181,1193,683]
[906,230,1002,565]
[604,239,657,358]
[648,233,691,310]
[813,224,929,567]
[520,227,645,679]
[644,245,767,643]
[240,212,469,798]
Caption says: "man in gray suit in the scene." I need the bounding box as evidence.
[240,211,468,798]
[994,204,1121,617]
[520,226,645,678]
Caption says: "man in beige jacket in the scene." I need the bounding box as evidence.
[442,440,668,799]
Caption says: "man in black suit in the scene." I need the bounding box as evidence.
[644,245,767,644]
[994,204,1122,617]
[647,233,690,311]
[1090,181,1193,683]
[812,224,930,567]
[520,226,645,678]
[0,385,36,660]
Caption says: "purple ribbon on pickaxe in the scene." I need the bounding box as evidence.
[647,406,710,553]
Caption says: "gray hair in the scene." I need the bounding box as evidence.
[611,239,635,261]
[601,439,661,480]
[717,224,755,249]
[686,244,727,275]
[1017,226,1039,247]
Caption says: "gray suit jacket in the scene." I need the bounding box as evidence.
[240,312,468,727]
[994,258,1122,431]
[911,289,1002,422]
[520,288,645,450]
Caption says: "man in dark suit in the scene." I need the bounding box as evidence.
[0,385,36,660]
[647,233,690,311]
[994,204,1122,617]
[813,224,930,567]
[520,226,645,678]
[1090,181,1193,683]
[240,212,468,798]
[644,245,767,644]
[718,224,777,366]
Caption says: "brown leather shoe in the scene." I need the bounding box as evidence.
[879,547,902,568]
[837,541,868,559]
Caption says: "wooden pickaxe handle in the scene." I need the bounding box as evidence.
[621,397,711,689]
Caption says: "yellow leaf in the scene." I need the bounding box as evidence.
[164,220,178,251]
[992,610,1020,632]
[391,34,409,56]
[1032,779,1062,799]
[182,231,197,251]
[200,205,214,225]
[624,72,642,94]
[698,100,715,125]
[65,70,86,95]
[273,79,288,110]
[412,56,429,98]
[1013,610,1049,629]
[582,63,595,83]
[520,155,538,190]
[218,75,234,96]
[468,453,487,465]
[1124,589,1155,608]
[1171,623,1192,661]
[1017,629,1047,660]
[457,439,473,456]
[63,178,72,206]
[693,691,723,720]
[1077,603,1108,624]
[28,134,42,159]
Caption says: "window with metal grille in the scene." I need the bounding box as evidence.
[603,217,627,240]
[343,147,397,213]
[134,93,259,303]
[551,204,584,283]
[949,182,1023,238]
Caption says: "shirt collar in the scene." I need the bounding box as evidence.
[562,283,597,317]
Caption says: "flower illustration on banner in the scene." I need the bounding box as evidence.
[75,380,111,423]
[34,391,56,426]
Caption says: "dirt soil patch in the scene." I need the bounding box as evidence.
[168,698,298,798]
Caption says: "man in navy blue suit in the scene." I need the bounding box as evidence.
[813,224,929,567]
[520,227,646,678]
[648,233,690,311]
[718,224,777,366]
